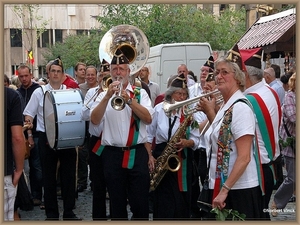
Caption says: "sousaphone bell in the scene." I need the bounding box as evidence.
[98,25,150,110]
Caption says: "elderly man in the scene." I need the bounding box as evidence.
[91,49,154,220]
[241,48,282,220]
[263,67,285,105]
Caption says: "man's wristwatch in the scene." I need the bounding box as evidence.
[127,98,133,105]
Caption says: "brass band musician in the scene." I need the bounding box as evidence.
[146,73,200,219]
[90,49,154,220]
[81,59,110,220]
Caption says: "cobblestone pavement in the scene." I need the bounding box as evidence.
[18,187,296,221]
[18,166,295,221]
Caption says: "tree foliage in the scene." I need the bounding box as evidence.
[11,4,51,51]
[43,31,102,69]
[96,4,246,50]
[45,4,247,68]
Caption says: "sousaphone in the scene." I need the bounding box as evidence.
[99,24,150,75]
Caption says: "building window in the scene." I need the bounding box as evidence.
[55,29,63,43]
[38,29,63,47]
[38,30,50,47]
[77,30,88,35]
[220,4,227,11]
[38,65,47,77]
[10,29,22,47]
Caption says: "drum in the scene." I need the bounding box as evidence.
[43,89,86,150]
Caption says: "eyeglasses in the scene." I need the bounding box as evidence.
[214,70,233,76]
[50,69,62,74]
[174,91,188,97]
[201,69,210,73]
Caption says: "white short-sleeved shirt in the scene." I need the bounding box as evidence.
[244,81,281,163]
[90,83,154,147]
[81,86,103,137]
[204,90,258,190]
[23,84,66,132]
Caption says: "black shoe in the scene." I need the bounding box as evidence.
[77,185,86,192]
[289,196,296,202]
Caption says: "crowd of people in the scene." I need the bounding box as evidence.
[4,44,296,221]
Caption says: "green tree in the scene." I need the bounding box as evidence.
[43,30,102,69]
[11,4,51,70]
[95,4,246,49]
[44,4,247,68]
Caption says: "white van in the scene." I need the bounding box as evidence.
[145,42,213,93]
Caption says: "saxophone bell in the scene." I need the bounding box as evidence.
[166,154,181,172]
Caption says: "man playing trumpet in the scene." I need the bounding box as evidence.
[90,49,154,220]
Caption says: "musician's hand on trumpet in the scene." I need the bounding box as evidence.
[105,80,121,99]
[196,94,217,124]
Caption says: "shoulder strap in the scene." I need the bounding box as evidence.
[246,94,275,158]
[40,85,47,94]
[246,93,277,191]
[122,86,141,169]
[282,117,292,137]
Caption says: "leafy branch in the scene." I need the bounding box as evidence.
[211,207,246,221]
[279,137,295,148]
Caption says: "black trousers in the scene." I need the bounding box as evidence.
[38,132,76,219]
[262,164,275,220]
[152,143,192,219]
[102,144,150,220]
[77,142,89,187]
[190,149,202,218]
[89,135,107,220]
[202,186,263,220]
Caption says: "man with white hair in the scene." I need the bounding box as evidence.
[241,48,282,220]
[263,67,285,105]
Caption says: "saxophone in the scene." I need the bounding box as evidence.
[149,113,193,191]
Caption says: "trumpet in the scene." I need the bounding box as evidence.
[163,89,223,117]
[83,76,113,109]
[111,77,126,111]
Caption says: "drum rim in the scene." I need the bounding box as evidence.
[43,90,59,150]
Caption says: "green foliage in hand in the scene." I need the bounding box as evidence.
[211,207,246,221]
[279,137,295,148]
